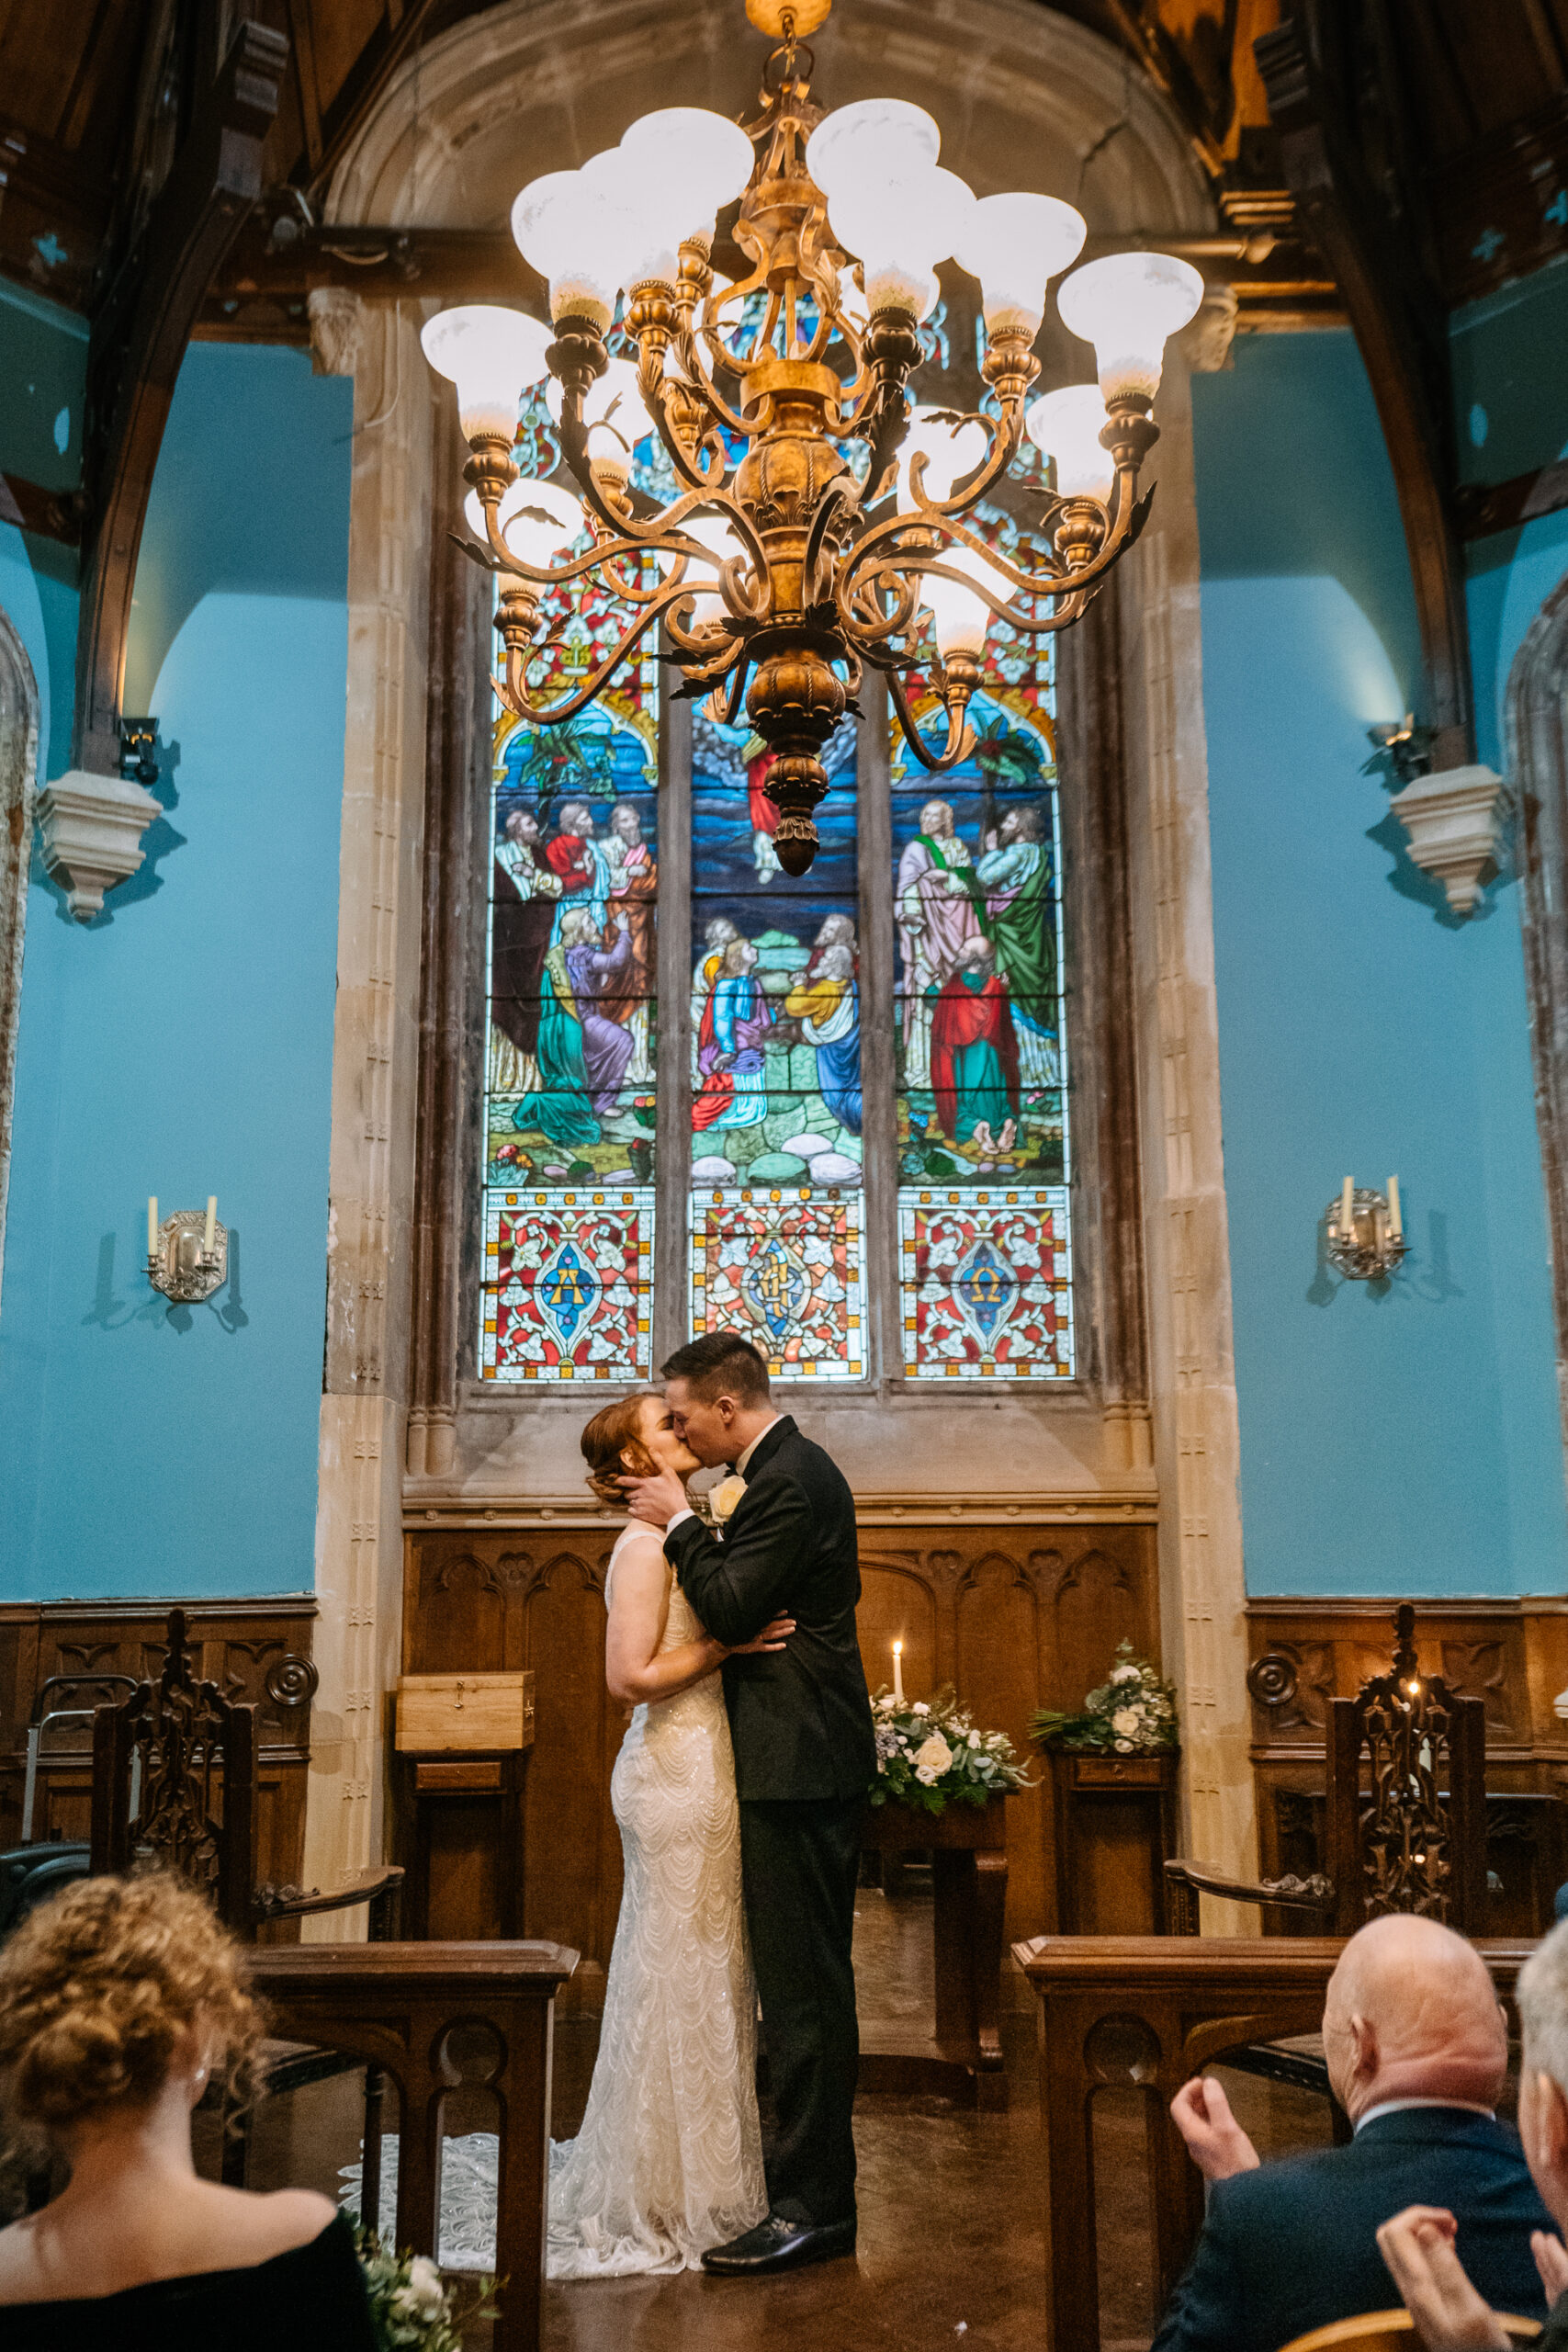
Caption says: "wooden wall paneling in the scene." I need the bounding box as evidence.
[0,1599,316,1939]
[403,1519,1160,1970]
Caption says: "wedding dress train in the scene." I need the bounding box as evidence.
[547,1521,767,2275]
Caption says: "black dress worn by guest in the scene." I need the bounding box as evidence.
[662,1413,877,2230]
[3,2212,378,2352]
[1154,2106,1553,2352]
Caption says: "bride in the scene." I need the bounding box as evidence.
[547,1390,792,2278]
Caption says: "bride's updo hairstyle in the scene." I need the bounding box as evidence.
[581,1391,661,1506]
[0,1872,261,2136]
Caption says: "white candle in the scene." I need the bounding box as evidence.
[147,1195,158,1257]
[1340,1175,1354,1240]
[892,1641,905,1706]
[204,1195,218,1255]
[1387,1174,1402,1241]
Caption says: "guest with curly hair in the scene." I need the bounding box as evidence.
[0,1871,375,2348]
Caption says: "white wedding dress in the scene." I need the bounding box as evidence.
[546,1522,767,2277]
[339,1522,766,2274]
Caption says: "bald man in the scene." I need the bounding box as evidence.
[1153,1916,1552,2352]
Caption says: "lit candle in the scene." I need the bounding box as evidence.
[1387,1174,1402,1241]
[892,1641,905,1706]
[204,1194,218,1255]
[1340,1175,1354,1241]
[147,1195,158,1257]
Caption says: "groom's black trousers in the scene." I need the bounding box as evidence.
[739,1792,864,2227]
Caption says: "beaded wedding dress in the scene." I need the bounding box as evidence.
[546,1521,767,2277]
[340,1522,766,2275]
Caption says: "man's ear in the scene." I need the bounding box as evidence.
[1348,2012,1380,2082]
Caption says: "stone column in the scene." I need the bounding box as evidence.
[301,303,432,1934]
[1119,348,1257,1916]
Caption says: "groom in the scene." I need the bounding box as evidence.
[623,1329,875,2275]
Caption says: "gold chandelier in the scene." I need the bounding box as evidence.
[422,0,1201,874]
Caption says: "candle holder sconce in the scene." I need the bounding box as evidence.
[147,1209,228,1305]
[1325,1178,1407,1282]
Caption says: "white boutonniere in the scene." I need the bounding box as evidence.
[707,1474,747,1530]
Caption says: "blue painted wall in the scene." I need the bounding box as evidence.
[1193,327,1568,1595]
[0,342,351,1600]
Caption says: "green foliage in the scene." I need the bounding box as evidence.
[868,1683,1033,1817]
[1031,1639,1179,1756]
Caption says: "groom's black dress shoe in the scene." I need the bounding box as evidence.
[700,2213,857,2276]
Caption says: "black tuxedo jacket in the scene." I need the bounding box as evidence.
[663,1415,876,1804]
[1153,2107,1552,2352]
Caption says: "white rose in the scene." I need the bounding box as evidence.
[708,1473,747,1523]
[1111,1708,1141,1738]
[394,2256,447,2323]
[1114,1738,1134,1753]
[1109,1664,1139,1684]
[912,1733,953,1785]
[912,1701,930,1717]
[966,1730,981,1748]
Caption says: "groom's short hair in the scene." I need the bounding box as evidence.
[661,1331,771,1406]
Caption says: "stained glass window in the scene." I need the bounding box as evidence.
[892,503,1074,1379]
[479,390,660,1383]
[688,714,865,1377]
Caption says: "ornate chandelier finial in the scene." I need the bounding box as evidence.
[422,0,1201,872]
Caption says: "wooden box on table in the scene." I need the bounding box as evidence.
[1046,1747,1179,1934]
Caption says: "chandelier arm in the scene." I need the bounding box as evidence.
[886,666,976,775]
[839,562,923,648]
[662,597,750,672]
[637,368,728,496]
[679,322,761,439]
[502,581,715,726]
[874,547,1093,640]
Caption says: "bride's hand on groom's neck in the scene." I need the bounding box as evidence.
[621,1466,690,1531]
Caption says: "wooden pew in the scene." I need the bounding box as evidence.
[1013,1934,1536,2352]
[249,1939,577,2352]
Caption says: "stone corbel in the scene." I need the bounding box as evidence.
[35,768,162,921]
[1390,763,1510,917]
[309,286,365,378]
[1182,281,1239,375]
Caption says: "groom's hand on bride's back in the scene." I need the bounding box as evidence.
[725,1614,795,1658]
[621,1465,691,1530]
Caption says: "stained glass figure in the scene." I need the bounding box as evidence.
[480,378,661,1381]
[688,712,865,1377]
[893,502,1073,1379]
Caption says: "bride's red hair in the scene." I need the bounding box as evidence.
[581,1393,660,1506]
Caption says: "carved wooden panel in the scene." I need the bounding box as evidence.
[402,1520,1158,1961]
[0,1599,316,1945]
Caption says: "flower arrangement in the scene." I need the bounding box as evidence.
[1030,1640,1179,1756]
[353,2226,500,2352]
[868,1685,1033,1817]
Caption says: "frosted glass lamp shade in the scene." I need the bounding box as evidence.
[618,107,754,254]
[678,513,744,627]
[921,544,1002,659]
[464,477,584,566]
[1056,250,1204,402]
[954,192,1087,336]
[1024,383,1114,499]
[899,405,988,506]
[421,305,553,441]
[806,99,941,197]
[828,165,976,317]
[513,166,629,330]
[546,356,655,456]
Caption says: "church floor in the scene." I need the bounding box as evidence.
[227,1887,1336,2352]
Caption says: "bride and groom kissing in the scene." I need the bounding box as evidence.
[549,1330,876,2280]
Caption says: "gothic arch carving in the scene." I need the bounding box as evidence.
[1506,568,1568,1468]
[0,601,40,1321]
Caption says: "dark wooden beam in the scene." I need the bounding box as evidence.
[1257,16,1475,771]
[1457,458,1568,541]
[0,472,84,548]
[0,107,114,312]
[73,19,288,776]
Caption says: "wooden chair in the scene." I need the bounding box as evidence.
[1278,2312,1540,2352]
[89,1606,405,2207]
[1166,1603,1487,1935]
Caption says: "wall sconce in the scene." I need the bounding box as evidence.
[1325,1175,1407,1281]
[146,1194,228,1304]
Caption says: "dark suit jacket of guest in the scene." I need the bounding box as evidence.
[1153,2107,1552,2352]
[662,1415,876,1804]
